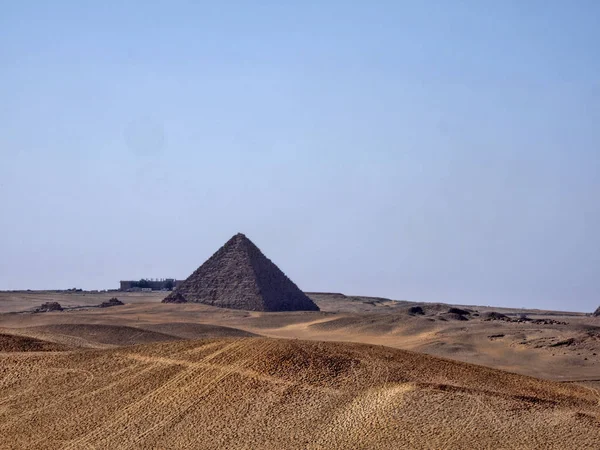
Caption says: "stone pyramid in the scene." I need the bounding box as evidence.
[163,233,319,312]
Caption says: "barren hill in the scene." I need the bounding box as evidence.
[0,333,67,352]
[0,323,256,349]
[1,337,598,449]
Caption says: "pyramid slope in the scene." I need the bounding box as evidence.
[163,233,319,312]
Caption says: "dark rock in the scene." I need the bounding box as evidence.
[448,307,470,316]
[593,306,600,317]
[35,302,63,312]
[482,311,510,321]
[530,319,567,325]
[99,297,124,308]
[407,306,425,315]
[548,338,575,348]
[440,312,469,321]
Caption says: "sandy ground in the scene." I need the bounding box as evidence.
[1,338,599,449]
[1,291,597,381]
[1,291,599,448]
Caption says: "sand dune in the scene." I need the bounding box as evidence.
[0,324,180,349]
[0,333,68,352]
[1,292,599,448]
[2,291,599,381]
[140,322,257,339]
[1,337,598,449]
[0,323,258,349]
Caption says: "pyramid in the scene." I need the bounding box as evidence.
[593,306,600,317]
[163,233,319,312]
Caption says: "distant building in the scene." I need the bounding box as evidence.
[119,279,184,292]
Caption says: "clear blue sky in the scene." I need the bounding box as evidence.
[1,1,599,311]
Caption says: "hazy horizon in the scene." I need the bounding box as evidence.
[1,2,599,312]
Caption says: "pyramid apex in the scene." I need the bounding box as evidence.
[230,232,249,243]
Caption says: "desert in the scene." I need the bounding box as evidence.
[1,233,599,448]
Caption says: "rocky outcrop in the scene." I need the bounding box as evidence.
[407,306,424,315]
[35,302,63,312]
[482,311,510,321]
[99,298,124,308]
[448,307,471,316]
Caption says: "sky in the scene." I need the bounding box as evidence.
[1,1,599,312]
